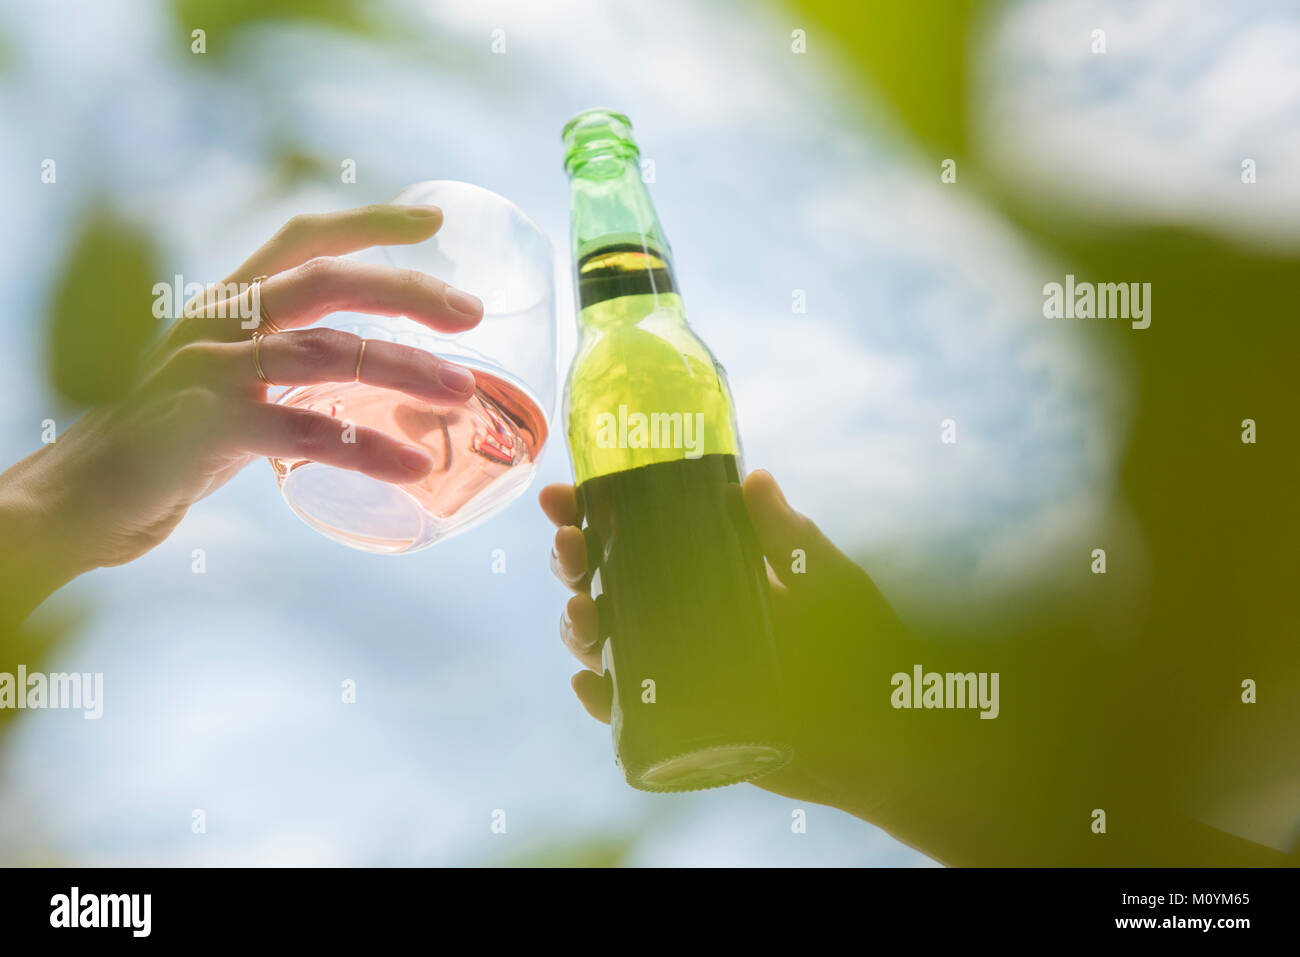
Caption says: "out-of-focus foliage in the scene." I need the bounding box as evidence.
[784,0,1299,860]
[46,209,160,407]
[170,0,385,56]
[269,143,338,191]
[795,0,980,160]
[0,609,83,736]
[482,832,641,867]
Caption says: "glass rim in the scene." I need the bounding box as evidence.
[390,178,554,257]
[388,179,556,319]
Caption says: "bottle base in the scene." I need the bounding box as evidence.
[626,742,793,794]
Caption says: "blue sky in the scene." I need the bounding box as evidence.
[0,0,1291,865]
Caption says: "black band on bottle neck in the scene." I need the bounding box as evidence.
[577,242,677,309]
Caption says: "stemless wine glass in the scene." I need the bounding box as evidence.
[269,181,556,553]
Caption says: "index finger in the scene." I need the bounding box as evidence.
[539,483,581,527]
[224,204,445,285]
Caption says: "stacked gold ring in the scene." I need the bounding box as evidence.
[248,275,283,337]
[249,275,279,385]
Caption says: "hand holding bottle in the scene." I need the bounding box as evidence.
[545,471,1300,866]
[540,470,914,813]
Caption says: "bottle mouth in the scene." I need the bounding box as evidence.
[562,108,639,174]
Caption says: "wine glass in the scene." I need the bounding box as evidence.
[269,181,557,553]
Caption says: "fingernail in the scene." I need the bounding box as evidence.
[397,445,433,473]
[437,363,477,395]
[561,608,597,655]
[406,205,441,219]
[445,285,484,318]
[551,547,578,585]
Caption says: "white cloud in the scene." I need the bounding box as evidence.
[977,0,1300,248]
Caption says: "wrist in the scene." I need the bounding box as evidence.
[0,447,95,626]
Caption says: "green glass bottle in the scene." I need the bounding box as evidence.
[561,108,793,791]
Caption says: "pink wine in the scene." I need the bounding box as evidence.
[270,368,548,549]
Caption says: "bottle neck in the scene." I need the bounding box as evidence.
[569,155,684,329]
[568,151,670,256]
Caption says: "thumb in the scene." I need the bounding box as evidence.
[743,469,844,590]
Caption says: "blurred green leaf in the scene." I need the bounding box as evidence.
[172,0,384,57]
[270,142,337,190]
[480,832,641,868]
[794,0,982,161]
[46,208,161,406]
[0,605,85,737]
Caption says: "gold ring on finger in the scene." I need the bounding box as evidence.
[249,274,283,336]
[354,339,367,382]
[252,331,275,386]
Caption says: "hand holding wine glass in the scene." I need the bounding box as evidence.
[273,181,556,553]
[0,203,484,626]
